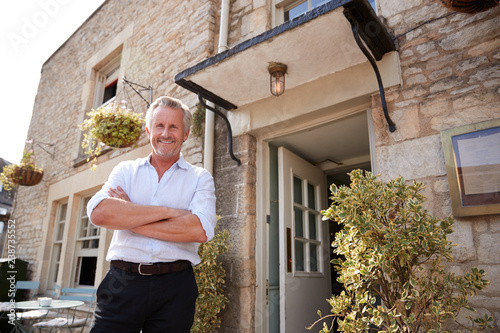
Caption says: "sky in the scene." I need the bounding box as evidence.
[0,0,107,164]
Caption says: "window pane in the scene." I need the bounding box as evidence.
[285,1,308,21]
[310,243,318,272]
[56,223,65,241]
[308,183,315,208]
[295,241,304,271]
[77,257,97,286]
[294,207,304,238]
[59,203,67,221]
[309,212,317,240]
[293,176,302,204]
[311,0,329,10]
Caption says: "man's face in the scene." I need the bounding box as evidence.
[146,106,189,161]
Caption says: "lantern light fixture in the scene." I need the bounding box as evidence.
[268,62,287,96]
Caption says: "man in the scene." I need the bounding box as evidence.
[87,96,216,332]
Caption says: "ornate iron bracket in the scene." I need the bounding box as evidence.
[122,76,153,108]
[198,93,241,166]
[344,8,396,132]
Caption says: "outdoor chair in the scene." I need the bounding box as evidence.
[33,287,97,333]
[15,281,40,301]
[12,281,57,332]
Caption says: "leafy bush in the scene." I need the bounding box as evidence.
[310,170,492,333]
[192,228,230,333]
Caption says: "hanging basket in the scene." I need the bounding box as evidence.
[11,166,44,186]
[94,121,142,148]
[440,0,499,13]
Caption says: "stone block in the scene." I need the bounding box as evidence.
[478,234,500,264]
[448,221,476,262]
[376,134,447,182]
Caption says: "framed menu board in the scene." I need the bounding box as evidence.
[441,119,500,217]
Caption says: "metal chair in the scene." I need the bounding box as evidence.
[33,288,97,333]
[15,281,41,301]
[12,281,51,333]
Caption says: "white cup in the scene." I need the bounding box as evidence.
[38,297,52,307]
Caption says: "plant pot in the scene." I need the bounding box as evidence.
[11,167,44,186]
[440,0,499,13]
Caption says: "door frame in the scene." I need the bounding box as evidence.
[255,106,377,333]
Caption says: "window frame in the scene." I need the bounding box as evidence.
[48,201,68,290]
[73,195,100,287]
[274,0,377,26]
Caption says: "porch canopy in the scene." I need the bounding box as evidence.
[174,0,395,110]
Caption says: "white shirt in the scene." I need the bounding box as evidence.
[87,154,216,265]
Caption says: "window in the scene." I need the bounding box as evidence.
[293,175,322,273]
[277,0,376,24]
[75,53,122,165]
[93,54,121,108]
[74,195,100,286]
[48,202,68,289]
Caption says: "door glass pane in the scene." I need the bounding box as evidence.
[295,241,304,271]
[308,183,315,208]
[293,176,302,204]
[310,243,318,272]
[294,207,304,238]
[309,212,317,240]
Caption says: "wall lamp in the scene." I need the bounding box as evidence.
[268,62,287,96]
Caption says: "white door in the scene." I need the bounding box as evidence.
[278,147,331,332]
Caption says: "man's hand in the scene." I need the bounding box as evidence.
[108,186,130,201]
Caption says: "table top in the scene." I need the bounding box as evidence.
[14,300,84,310]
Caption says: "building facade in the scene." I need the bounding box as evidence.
[8,0,500,332]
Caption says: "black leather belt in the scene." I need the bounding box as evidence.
[110,260,191,275]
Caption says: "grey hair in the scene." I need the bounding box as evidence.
[145,96,192,135]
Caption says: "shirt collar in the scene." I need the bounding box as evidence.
[140,153,189,170]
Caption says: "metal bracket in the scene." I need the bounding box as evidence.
[344,8,396,132]
[33,140,56,159]
[198,93,241,166]
[122,76,153,108]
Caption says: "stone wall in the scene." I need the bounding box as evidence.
[11,0,218,283]
[213,113,258,332]
[375,0,500,330]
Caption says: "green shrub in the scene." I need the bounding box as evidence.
[192,228,230,333]
[310,170,492,333]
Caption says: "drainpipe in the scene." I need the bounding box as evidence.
[204,0,230,174]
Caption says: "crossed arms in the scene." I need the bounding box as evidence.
[90,186,208,243]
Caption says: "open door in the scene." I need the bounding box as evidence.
[278,147,331,332]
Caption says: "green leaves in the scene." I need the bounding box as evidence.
[191,228,230,333]
[309,170,492,333]
[79,102,145,169]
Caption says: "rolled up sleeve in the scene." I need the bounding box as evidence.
[189,170,217,242]
[87,162,127,225]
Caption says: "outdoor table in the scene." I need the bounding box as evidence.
[13,300,84,333]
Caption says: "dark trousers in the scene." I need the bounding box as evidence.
[89,266,198,333]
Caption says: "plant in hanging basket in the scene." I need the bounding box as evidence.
[79,101,145,168]
[0,145,44,191]
[440,0,499,13]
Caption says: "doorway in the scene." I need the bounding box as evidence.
[265,110,373,332]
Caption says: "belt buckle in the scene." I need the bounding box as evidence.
[138,263,154,275]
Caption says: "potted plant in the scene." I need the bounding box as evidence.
[79,100,145,168]
[309,170,493,332]
[0,143,44,192]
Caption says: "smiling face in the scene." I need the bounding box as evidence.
[146,106,190,163]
